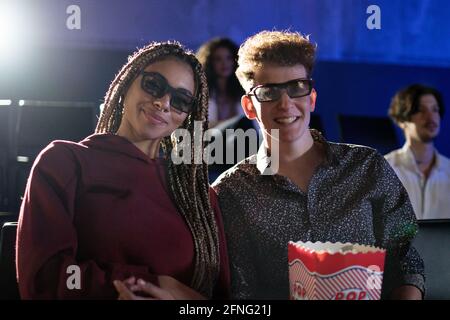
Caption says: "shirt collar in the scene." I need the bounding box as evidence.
[434,150,447,172]
[255,129,336,175]
[256,142,273,175]
[399,143,444,173]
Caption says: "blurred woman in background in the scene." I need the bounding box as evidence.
[197,37,244,127]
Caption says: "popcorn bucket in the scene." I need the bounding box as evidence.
[288,241,386,300]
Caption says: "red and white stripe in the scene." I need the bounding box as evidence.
[289,259,383,300]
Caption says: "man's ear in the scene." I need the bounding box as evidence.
[310,88,317,112]
[241,95,258,120]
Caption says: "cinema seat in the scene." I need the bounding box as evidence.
[0,222,20,300]
[337,114,399,155]
[412,219,450,300]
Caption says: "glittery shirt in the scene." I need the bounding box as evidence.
[212,130,425,299]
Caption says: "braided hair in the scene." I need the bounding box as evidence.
[96,41,219,297]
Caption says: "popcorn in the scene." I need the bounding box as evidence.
[288,241,386,300]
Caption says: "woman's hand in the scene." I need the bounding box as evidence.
[114,276,178,300]
[113,275,206,300]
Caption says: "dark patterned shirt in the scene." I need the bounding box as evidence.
[212,130,425,299]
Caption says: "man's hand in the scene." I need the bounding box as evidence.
[390,285,423,300]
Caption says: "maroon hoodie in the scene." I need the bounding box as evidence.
[16,133,230,299]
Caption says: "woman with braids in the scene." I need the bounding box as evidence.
[16,41,230,299]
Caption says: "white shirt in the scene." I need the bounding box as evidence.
[385,144,450,220]
[208,96,243,123]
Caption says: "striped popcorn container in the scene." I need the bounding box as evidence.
[288,241,386,300]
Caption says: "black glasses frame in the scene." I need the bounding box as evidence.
[139,71,196,114]
[247,78,314,102]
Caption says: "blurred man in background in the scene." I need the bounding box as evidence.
[386,84,450,220]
